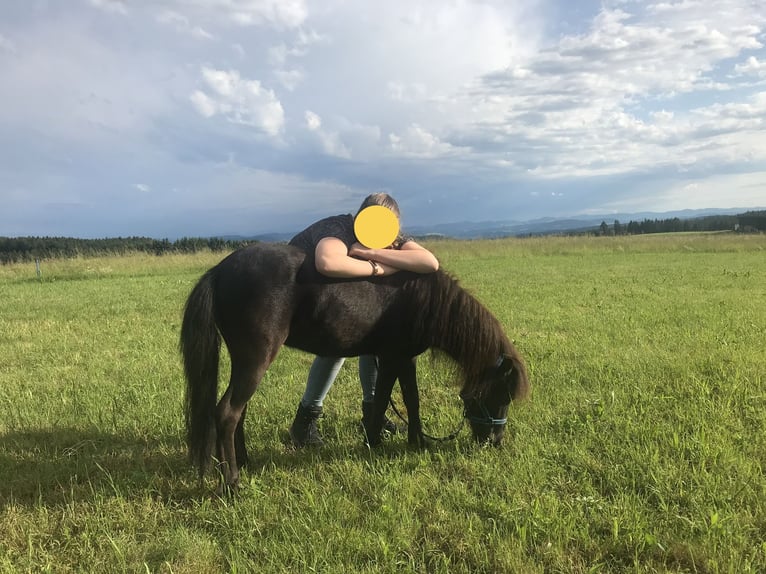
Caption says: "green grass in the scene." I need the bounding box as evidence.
[1,234,765,573]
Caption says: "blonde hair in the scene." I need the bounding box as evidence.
[356,193,400,218]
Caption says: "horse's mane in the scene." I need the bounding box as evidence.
[404,270,513,398]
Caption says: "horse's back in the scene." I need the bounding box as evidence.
[208,242,436,358]
[285,274,406,357]
[215,242,305,283]
[210,244,305,342]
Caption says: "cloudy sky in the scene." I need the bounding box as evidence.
[1,0,765,238]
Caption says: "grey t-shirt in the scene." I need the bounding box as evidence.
[289,214,357,253]
[289,214,411,254]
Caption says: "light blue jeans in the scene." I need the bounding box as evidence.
[300,355,378,409]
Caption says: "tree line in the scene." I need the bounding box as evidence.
[0,236,256,264]
[595,211,766,236]
[2,211,763,264]
[737,210,766,231]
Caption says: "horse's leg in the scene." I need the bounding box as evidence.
[234,403,249,470]
[365,357,398,447]
[215,365,258,495]
[397,357,426,448]
[215,337,282,494]
[216,364,263,493]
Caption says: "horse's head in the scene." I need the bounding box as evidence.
[462,355,529,446]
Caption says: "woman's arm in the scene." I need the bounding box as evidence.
[349,240,439,274]
[314,237,399,278]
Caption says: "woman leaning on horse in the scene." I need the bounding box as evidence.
[287,192,440,447]
[182,196,529,493]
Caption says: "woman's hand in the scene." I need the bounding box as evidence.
[349,242,379,260]
[348,242,400,276]
[349,240,439,275]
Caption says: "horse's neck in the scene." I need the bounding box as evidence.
[423,275,505,367]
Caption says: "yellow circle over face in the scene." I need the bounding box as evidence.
[354,205,400,249]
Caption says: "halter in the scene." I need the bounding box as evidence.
[465,354,509,426]
[463,402,507,427]
[388,396,507,440]
[388,354,509,440]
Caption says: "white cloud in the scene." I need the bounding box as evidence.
[175,0,307,28]
[305,110,321,131]
[268,30,325,65]
[88,0,128,15]
[268,44,289,67]
[134,183,150,193]
[266,28,325,90]
[600,171,766,214]
[190,67,284,136]
[388,124,459,158]
[303,110,350,158]
[0,17,177,146]
[189,92,216,118]
[292,0,541,135]
[387,81,428,103]
[735,56,766,77]
[273,68,304,91]
[156,10,213,39]
[460,1,766,179]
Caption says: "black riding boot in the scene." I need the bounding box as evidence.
[289,403,323,447]
[361,401,404,438]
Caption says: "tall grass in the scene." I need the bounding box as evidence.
[1,233,764,573]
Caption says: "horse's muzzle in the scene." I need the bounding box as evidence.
[469,421,506,447]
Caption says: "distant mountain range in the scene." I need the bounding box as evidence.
[225,207,760,242]
[405,208,755,239]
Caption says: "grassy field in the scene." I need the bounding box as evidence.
[1,233,764,573]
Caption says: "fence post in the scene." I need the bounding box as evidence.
[35,258,41,279]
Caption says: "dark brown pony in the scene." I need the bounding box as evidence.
[181,243,529,491]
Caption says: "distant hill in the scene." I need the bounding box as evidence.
[404,208,756,239]
[225,207,758,242]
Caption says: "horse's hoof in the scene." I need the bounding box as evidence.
[365,434,383,448]
[213,481,239,499]
[408,431,427,448]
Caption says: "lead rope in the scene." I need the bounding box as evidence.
[387,398,467,442]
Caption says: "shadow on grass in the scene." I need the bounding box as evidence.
[0,427,195,507]
[0,423,477,507]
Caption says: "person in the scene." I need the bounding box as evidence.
[287,193,440,447]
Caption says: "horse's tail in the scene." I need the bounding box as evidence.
[509,354,530,402]
[180,268,220,479]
